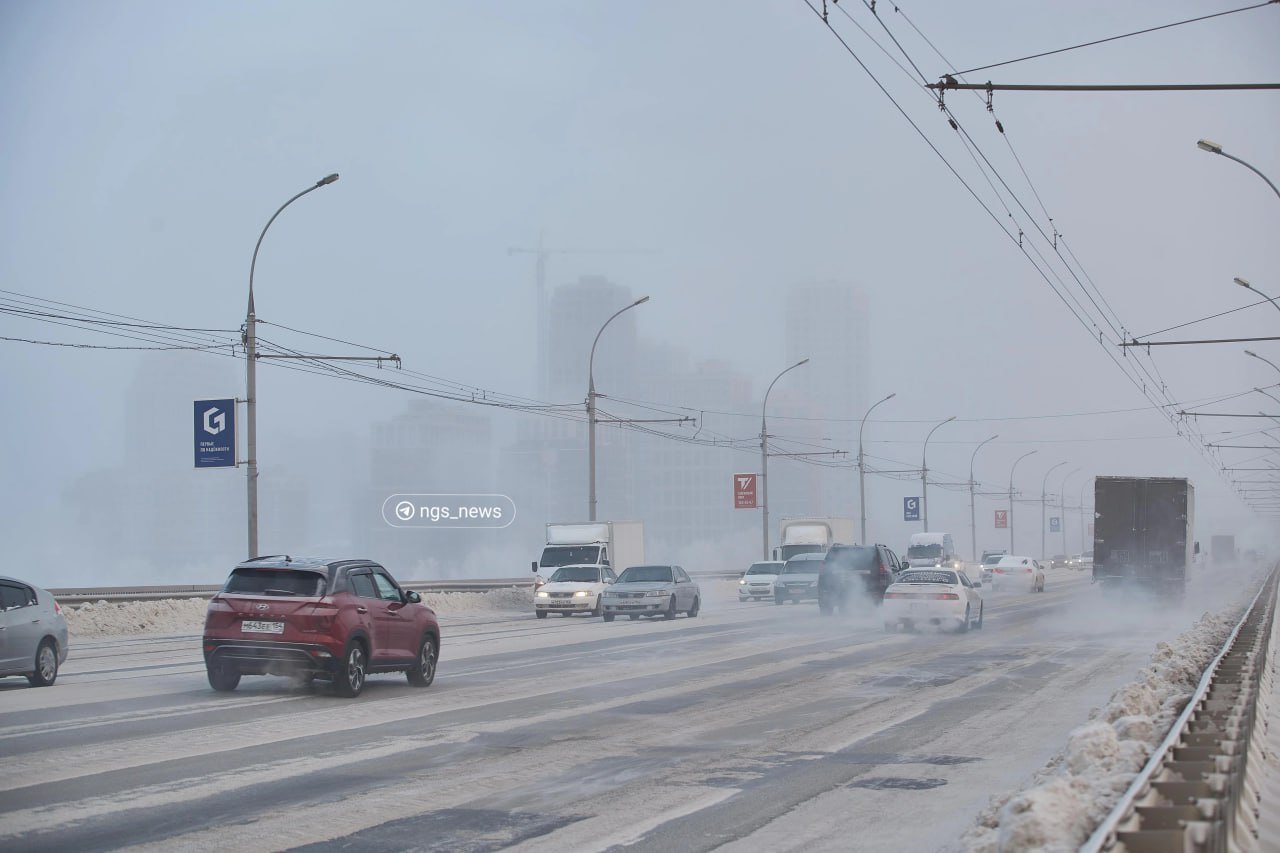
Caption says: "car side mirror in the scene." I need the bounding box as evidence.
[531,561,539,573]
[974,582,982,588]
[404,590,422,604]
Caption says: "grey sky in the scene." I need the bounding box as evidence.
[3,1,1278,581]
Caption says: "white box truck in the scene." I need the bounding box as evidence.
[533,521,645,585]
[774,517,856,562]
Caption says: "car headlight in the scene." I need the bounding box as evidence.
[573,590,590,597]
[646,590,670,597]
[536,591,549,598]
[739,579,747,585]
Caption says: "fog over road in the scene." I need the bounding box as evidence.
[0,571,1248,852]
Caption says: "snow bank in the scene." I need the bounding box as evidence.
[64,587,535,638]
[961,608,1241,852]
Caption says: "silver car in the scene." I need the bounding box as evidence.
[775,552,824,604]
[601,565,701,621]
[0,576,69,686]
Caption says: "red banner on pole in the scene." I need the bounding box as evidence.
[734,473,758,509]
[994,509,1008,529]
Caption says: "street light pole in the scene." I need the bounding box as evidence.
[1197,139,1280,202]
[1059,468,1081,559]
[858,392,896,545]
[922,415,957,531]
[1041,461,1069,561]
[761,359,810,560]
[588,295,650,522]
[1246,350,1280,380]
[969,434,998,560]
[1009,450,1037,554]
[244,172,339,559]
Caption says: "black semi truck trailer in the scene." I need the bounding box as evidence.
[1092,476,1194,594]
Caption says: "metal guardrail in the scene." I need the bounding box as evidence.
[49,571,742,606]
[1081,566,1278,852]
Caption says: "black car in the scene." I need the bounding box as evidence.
[817,544,903,615]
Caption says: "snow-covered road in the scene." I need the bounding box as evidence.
[0,568,1256,851]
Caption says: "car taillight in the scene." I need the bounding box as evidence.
[299,601,340,633]
[885,592,906,599]
[930,593,960,600]
[53,600,63,616]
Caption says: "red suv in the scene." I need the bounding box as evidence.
[202,556,440,697]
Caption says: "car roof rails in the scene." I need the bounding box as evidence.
[247,554,292,563]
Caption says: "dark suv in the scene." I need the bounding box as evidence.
[202,556,440,697]
[817,544,902,615]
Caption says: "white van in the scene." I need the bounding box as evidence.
[906,532,958,568]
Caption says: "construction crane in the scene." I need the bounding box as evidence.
[507,235,656,397]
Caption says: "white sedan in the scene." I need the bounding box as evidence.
[534,565,617,618]
[989,555,1045,592]
[882,569,983,633]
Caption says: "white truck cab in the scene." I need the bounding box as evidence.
[906,532,958,568]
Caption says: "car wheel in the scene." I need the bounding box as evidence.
[774,594,785,605]
[687,596,700,618]
[629,614,640,621]
[959,606,970,633]
[663,597,677,620]
[975,602,984,630]
[407,634,437,687]
[883,621,896,633]
[334,641,367,698]
[207,661,241,692]
[535,610,548,619]
[591,596,603,617]
[603,612,615,622]
[27,639,59,687]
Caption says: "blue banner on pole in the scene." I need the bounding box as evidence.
[904,496,920,522]
[194,399,236,468]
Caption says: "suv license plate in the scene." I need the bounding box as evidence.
[242,620,285,634]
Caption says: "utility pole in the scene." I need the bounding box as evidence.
[922,416,956,531]
[969,435,998,561]
[1009,450,1037,554]
[1040,462,1069,561]
[761,359,809,559]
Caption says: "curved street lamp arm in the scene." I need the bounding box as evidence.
[589,296,650,392]
[248,174,340,308]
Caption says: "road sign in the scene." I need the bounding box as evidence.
[1049,516,1061,533]
[904,497,920,522]
[194,398,236,468]
[733,473,758,509]
[994,509,1008,529]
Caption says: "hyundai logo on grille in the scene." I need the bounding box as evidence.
[255,603,270,611]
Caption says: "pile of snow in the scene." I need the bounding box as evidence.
[66,598,211,637]
[962,608,1241,852]
[64,587,535,638]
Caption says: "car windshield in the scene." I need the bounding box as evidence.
[617,565,673,583]
[783,559,821,574]
[745,563,779,575]
[225,568,326,597]
[539,546,601,568]
[982,554,1004,565]
[907,543,943,558]
[825,547,878,571]
[548,566,601,583]
[897,571,957,585]
[997,557,1030,567]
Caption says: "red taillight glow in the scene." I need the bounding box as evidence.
[53,600,63,616]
